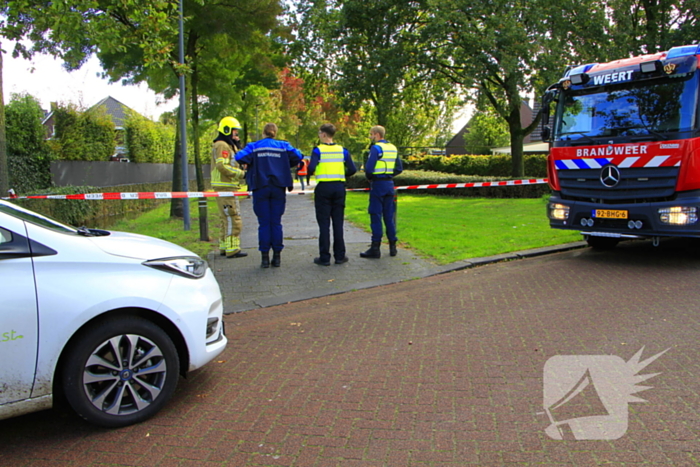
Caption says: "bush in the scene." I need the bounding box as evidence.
[404,153,548,178]
[5,93,53,193]
[124,111,176,163]
[11,181,190,227]
[51,104,115,161]
[346,170,549,199]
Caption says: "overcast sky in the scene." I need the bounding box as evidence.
[3,51,178,120]
[4,49,471,133]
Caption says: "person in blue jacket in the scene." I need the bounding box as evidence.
[360,125,403,259]
[235,123,303,268]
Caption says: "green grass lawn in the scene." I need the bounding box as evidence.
[108,201,221,259]
[344,193,581,264]
[108,194,581,264]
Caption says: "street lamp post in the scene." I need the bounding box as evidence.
[179,0,190,230]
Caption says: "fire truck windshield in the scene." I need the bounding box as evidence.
[554,72,698,142]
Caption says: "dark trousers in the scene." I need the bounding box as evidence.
[368,179,397,243]
[252,184,286,252]
[314,181,347,262]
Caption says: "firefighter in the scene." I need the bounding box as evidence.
[308,123,357,266]
[235,123,303,268]
[211,116,247,258]
[360,125,403,259]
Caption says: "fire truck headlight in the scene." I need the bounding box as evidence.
[548,203,570,220]
[658,206,698,225]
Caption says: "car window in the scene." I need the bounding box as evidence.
[0,227,10,244]
[0,202,77,234]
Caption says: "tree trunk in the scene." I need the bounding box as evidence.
[190,62,209,241]
[0,46,9,196]
[509,128,525,178]
[507,106,525,178]
[170,116,183,218]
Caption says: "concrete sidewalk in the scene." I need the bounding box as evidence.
[209,184,585,313]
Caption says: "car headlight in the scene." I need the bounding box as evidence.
[143,256,208,279]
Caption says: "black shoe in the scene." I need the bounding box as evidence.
[261,252,270,268]
[389,241,397,257]
[314,257,331,266]
[227,251,248,258]
[335,257,349,265]
[360,242,381,259]
[271,251,281,267]
[220,250,226,257]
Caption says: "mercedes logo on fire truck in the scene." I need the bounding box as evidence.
[600,165,621,188]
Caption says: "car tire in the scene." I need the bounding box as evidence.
[61,315,180,428]
[586,236,620,250]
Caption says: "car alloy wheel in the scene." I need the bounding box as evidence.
[62,316,180,427]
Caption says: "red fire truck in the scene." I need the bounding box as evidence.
[541,44,700,248]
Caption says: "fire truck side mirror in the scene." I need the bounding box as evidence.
[541,126,552,142]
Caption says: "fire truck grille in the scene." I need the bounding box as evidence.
[558,166,679,204]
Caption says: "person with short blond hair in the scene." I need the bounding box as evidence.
[235,123,304,268]
[360,125,403,259]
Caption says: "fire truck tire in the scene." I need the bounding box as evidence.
[586,236,620,250]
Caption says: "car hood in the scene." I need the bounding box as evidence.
[89,231,200,260]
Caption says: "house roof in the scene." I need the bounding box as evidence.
[89,96,134,129]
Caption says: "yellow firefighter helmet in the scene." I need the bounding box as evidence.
[218,116,242,135]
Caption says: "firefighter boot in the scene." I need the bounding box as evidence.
[360,242,381,259]
[271,250,281,267]
[389,240,398,257]
[261,252,270,268]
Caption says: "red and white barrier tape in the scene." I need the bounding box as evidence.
[2,191,252,201]
[348,178,548,192]
[2,178,548,200]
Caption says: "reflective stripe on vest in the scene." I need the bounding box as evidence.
[374,142,397,175]
[315,144,346,182]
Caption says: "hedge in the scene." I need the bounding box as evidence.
[11,180,201,227]
[345,170,550,199]
[404,153,548,178]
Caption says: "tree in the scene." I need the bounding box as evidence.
[96,0,285,223]
[2,0,285,230]
[462,109,509,155]
[292,0,458,150]
[607,0,700,56]
[1,0,179,198]
[422,0,611,176]
[5,93,52,193]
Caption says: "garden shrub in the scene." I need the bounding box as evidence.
[346,170,550,198]
[404,153,547,178]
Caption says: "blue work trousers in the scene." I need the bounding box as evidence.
[252,184,287,252]
[368,179,397,243]
[314,181,346,262]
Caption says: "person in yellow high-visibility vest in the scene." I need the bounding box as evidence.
[308,123,357,266]
[211,116,247,258]
[360,125,403,259]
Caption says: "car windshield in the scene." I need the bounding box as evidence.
[0,201,78,234]
[554,72,699,140]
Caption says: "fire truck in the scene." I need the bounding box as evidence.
[541,44,700,249]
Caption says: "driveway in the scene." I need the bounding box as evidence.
[2,236,699,466]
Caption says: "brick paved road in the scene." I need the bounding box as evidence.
[2,238,699,466]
